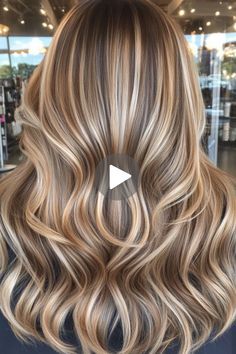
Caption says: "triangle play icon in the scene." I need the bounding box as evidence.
[109,165,132,190]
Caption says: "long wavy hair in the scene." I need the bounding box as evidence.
[0,1,236,353]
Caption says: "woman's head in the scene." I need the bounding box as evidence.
[21,0,205,163]
[0,1,236,354]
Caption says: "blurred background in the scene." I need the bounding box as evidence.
[0,0,235,176]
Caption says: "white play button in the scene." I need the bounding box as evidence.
[109,164,131,190]
[94,154,140,200]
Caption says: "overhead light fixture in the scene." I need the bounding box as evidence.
[215,11,220,16]
[40,8,46,15]
[206,21,211,26]
[48,24,54,30]
[199,26,203,31]
[190,8,196,13]
[19,17,25,24]
[3,6,9,11]
[228,5,233,10]
[0,24,9,34]
[178,9,185,16]
[42,22,47,28]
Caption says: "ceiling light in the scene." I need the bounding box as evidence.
[20,18,25,24]
[228,5,233,10]
[3,6,9,11]
[206,21,211,26]
[178,9,185,16]
[190,8,196,13]
[0,24,9,34]
[215,11,220,16]
[234,22,236,30]
[48,24,54,30]
[40,8,46,15]
[42,22,47,28]
[199,26,203,31]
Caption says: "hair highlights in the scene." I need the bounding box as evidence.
[0,1,236,353]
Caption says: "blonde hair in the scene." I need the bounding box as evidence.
[0,1,236,353]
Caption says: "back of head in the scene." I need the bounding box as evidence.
[0,1,235,353]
